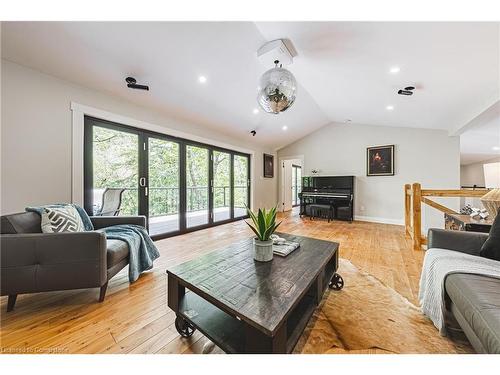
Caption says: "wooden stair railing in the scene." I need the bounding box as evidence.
[404,183,489,250]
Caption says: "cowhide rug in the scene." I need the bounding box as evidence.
[202,258,472,354]
[293,259,473,354]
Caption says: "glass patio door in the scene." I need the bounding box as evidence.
[212,151,231,222]
[85,121,140,217]
[148,137,180,236]
[85,116,250,239]
[233,154,249,218]
[185,145,209,228]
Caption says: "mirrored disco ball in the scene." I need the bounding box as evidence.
[257,66,297,114]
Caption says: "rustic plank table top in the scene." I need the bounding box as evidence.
[167,233,339,336]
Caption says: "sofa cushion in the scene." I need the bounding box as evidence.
[1,212,42,234]
[480,213,500,261]
[445,273,500,353]
[106,239,129,267]
[41,206,85,233]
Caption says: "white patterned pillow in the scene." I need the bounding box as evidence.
[41,206,85,233]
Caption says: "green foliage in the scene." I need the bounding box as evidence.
[245,206,281,241]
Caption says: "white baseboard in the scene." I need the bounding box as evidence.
[354,215,404,226]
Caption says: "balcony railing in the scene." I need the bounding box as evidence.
[94,186,248,217]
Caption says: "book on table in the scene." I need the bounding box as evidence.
[273,241,300,256]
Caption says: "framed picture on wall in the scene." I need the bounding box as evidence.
[367,145,395,176]
[263,153,274,178]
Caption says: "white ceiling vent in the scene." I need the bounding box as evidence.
[257,39,293,67]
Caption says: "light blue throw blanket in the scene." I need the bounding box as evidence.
[100,224,160,282]
[26,204,160,283]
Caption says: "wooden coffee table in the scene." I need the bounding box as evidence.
[166,233,342,353]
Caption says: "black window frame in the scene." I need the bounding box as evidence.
[84,115,250,240]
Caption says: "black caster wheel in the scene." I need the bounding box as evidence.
[328,273,344,291]
[175,315,196,337]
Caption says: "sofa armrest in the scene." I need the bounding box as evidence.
[1,231,107,295]
[427,228,488,256]
[90,215,146,229]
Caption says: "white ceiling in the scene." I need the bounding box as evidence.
[2,22,499,151]
[460,101,500,165]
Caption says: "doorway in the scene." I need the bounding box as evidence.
[292,164,302,207]
[279,157,303,212]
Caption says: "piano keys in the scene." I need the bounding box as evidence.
[298,176,354,221]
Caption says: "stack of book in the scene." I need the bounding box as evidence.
[272,236,300,257]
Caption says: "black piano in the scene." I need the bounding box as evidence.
[298,175,354,221]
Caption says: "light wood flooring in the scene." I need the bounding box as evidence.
[0,209,424,354]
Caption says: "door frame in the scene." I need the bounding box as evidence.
[83,115,250,240]
[278,155,304,212]
[291,164,302,207]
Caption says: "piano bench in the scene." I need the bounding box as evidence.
[309,204,334,223]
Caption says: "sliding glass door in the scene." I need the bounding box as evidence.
[213,151,231,222]
[148,138,180,236]
[186,145,209,228]
[84,116,250,239]
[234,155,249,218]
[86,122,140,216]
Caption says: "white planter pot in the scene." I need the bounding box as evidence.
[253,238,274,262]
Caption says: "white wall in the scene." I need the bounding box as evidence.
[277,122,461,229]
[1,60,278,214]
[460,156,500,209]
[461,156,500,187]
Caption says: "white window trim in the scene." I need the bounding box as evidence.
[71,102,255,208]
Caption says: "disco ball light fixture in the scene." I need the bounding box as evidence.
[257,60,297,114]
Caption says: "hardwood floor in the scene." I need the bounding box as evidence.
[0,209,424,354]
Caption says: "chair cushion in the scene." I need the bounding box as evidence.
[445,273,500,353]
[106,239,129,267]
[480,213,500,261]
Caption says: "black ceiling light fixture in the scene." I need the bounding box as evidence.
[125,76,149,91]
[398,86,415,96]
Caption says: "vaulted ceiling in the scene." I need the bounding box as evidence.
[2,22,499,150]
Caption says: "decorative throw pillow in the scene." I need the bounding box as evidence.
[479,213,500,261]
[41,206,85,233]
[27,203,94,231]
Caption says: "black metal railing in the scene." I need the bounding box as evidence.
[94,186,247,217]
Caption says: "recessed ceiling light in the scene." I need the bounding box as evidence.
[493,146,500,151]
[345,119,352,123]
[198,76,207,84]
[282,126,288,131]
[386,105,394,111]
[253,108,259,115]
[389,66,400,74]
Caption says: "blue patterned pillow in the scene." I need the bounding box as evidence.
[41,206,85,233]
[26,204,94,231]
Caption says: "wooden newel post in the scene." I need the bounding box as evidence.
[404,184,411,236]
[412,183,422,250]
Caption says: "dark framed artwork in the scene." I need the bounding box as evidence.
[367,145,395,176]
[263,153,274,178]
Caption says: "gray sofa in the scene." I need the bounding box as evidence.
[0,212,146,311]
[428,228,500,354]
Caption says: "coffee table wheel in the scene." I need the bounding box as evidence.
[175,315,196,337]
[329,273,344,291]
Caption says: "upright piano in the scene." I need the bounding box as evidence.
[298,175,355,221]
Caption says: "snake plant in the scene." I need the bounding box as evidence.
[245,206,281,241]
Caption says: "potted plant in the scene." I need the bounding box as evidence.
[245,206,281,262]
